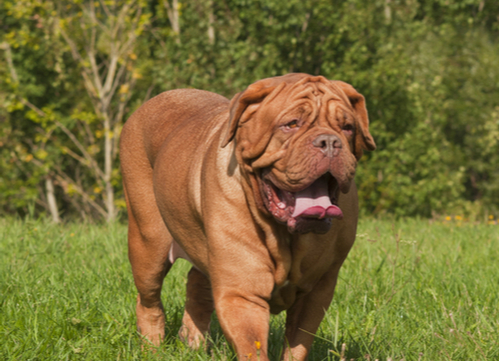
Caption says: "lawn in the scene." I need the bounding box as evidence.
[0,218,497,360]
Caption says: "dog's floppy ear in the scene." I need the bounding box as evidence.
[221,78,286,148]
[333,81,376,159]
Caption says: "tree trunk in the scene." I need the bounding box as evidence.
[207,0,215,45]
[103,113,115,222]
[384,0,392,23]
[165,0,181,43]
[45,177,61,223]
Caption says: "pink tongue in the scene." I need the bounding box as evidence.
[291,177,343,219]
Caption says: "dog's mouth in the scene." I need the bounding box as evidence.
[261,173,342,234]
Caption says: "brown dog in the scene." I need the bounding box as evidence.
[120,73,375,360]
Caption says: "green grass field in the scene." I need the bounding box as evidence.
[1,218,497,360]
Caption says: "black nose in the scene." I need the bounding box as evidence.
[313,134,342,157]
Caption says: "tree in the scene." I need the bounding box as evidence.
[54,0,150,221]
[0,0,497,220]
[1,0,151,221]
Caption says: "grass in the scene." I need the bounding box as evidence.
[0,217,497,360]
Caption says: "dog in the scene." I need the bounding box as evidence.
[120,73,375,360]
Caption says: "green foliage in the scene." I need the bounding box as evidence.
[0,0,498,219]
[357,25,499,217]
[0,219,497,359]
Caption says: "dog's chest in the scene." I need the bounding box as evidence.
[268,238,332,314]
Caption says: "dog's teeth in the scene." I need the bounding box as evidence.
[278,202,286,209]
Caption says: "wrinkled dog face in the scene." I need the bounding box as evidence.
[223,74,375,234]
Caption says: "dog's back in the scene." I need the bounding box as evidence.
[120,89,229,169]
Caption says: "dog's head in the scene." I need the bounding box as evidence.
[222,73,376,234]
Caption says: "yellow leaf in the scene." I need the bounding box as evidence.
[35,149,48,160]
[67,184,77,195]
[25,154,33,162]
[119,84,129,94]
[114,198,127,209]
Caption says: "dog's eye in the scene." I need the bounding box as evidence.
[285,120,299,129]
[342,124,354,136]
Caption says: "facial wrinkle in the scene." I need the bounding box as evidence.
[315,82,347,128]
[326,81,351,106]
[296,82,324,127]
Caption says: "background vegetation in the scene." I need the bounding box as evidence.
[1,218,497,360]
[0,0,498,222]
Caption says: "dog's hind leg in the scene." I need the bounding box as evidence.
[121,159,173,347]
[179,266,214,349]
[126,204,173,347]
[120,117,176,347]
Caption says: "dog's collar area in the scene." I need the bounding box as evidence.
[261,173,343,234]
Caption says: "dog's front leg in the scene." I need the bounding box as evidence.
[211,268,275,361]
[179,267,214,349]
[214,289,271,360]
[281,265,342,361]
